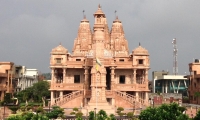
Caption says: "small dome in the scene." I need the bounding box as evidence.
[51,44,68,54]
[113,16,121,23]
[93,4,105,17]
[132,45,149,55]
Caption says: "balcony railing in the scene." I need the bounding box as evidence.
[115,84,136,91]
[51,83,84,90]
[115,83,148,91]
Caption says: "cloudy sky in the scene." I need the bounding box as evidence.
[0,0,200,79]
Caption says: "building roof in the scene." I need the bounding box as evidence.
[51,44,68,55]
[132,45,149,55]
[155,75,188,80]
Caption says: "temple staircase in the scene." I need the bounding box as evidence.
[115,91,148,115]
[52,91,83,107]
[51,90,148,115]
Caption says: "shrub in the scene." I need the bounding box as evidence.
[20,106,26,112]
[8,106,19,114]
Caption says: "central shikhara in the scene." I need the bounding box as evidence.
[50,5,150,115]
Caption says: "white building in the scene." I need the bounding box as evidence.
[152,71,189,96]
[15,66,39,92]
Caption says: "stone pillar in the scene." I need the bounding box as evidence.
[60,91,63,101]
[84,67,89,89]
[135,92,139,101]
[133,69,136,84]
[63,68,66,83]
[145,92,148,105]
[110,67,115,90]
[51,68,55,83]
[51,91,54,105]
[145,69,148,83]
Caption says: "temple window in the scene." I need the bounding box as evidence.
[138,59,143,64]
[194,71,197,75]
[76,59,81,61]
[56,58,61,64]
[119,75,125,84]
[119,59,124,62]
[74,75,80,83]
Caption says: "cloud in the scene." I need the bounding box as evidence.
[0,0,200,78]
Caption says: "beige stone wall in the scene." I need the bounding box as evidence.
[65,69,84,83]
[115,69,133,84]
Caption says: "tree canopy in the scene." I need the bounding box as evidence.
[139,103,189,120]
[16,81,50,103]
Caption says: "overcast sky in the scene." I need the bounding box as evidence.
[0,0,200,79]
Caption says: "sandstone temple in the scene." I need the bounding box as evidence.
[49,5,150,115]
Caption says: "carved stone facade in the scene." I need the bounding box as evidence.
[50,5,150,115]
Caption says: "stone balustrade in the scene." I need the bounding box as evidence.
[115,84,147,91]
[52,91,83,106]
[51,83,84,90]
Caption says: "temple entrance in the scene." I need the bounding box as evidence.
[106,67,111,90]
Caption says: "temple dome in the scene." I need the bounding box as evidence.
[132,45,149,55]
[113,16,121,23]
[51,44,68,54]
[81,15,89,23]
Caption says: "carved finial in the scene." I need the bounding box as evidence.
[139,42,141,46]
[116,16,118,20]
[98,4,101,9]
[84,15,86,19]
[60,42,62,45]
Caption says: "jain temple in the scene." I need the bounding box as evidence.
[49,5,150,115]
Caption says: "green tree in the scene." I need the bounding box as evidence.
[127,112,134,119]
[32,81,50,105]
[97,110,107,120]
[89,111,95,120]
[139,103,189,120]
[16,81,50,104]
[116,107,125,118]
[8,106,20,114]
[46,106,64,119]
[70,107,83,118]
[108,114,116,120]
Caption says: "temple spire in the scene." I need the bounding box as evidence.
[139,42,141,46]
[98,4,101,9]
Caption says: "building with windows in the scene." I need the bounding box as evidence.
[188,59,200,104]
[15,67,38,92]
[0,62,39,101]
[152,71,189,96]
[49,5,150,115]
[0,62,14,101]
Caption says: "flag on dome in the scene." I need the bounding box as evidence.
[96,57,102,71]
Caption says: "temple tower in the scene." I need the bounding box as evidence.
[88,5,112,112]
